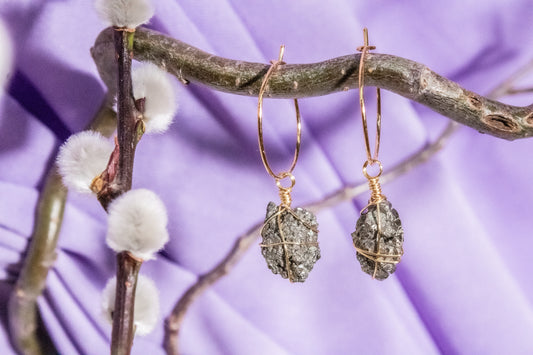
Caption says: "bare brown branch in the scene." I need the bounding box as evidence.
[8,167,66,355]
[163,120,458,355]
[108,29,145,355]
[92,27,533,140]
[8,100,116,355]
[111,252,142,355]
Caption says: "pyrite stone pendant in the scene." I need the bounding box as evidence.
[260,202,320,282]
[351,200,403,280]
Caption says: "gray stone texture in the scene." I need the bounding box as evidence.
[352,200,403,280]
[261,202,320,282]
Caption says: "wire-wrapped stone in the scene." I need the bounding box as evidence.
[351,200,403,280]
[260,202,320,282]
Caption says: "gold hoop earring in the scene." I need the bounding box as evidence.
[351,29,404,280]
[258,45,320,283]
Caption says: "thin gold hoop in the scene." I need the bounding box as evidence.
[257,45,301,181]
[357,28,382,165]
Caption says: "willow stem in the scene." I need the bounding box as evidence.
[8,167,66,355]
[7,98,116,355]
[108,28,144,355]
[111,252,142,355]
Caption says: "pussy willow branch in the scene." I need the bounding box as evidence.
[109,29,144,355]
[8,100,116,355]
[8,168,65,355]
[92,27,533,141]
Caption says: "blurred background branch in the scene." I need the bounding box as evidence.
[7,100,116,355]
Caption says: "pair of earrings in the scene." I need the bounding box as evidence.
[257,29,404,283]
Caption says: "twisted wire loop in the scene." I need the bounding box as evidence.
[259,205,319,283]
[367,177,385,205]
[275,172,296,207]
[278,187,292,207]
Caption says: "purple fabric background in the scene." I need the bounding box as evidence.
[1,1,533,354]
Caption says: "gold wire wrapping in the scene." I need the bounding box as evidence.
[259,205,319,282]
[278,187,292,207]
[367,177,385,205]
[354,201,403,279]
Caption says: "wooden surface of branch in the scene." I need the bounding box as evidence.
[8,168,66,355]
[92,27,533,140]
[111,252,142,355]
[7,100,116,355]
[109,29,144,355]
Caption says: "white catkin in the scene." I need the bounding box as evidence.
[0,20,13,90]
[106,189,169,260]
[56,131,114,194]
[132,63,178,133]
[101,275,160,336]
[95,0,154,28]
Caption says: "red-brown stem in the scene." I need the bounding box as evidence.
[109,28,143,355]
[111,252,142,355]
[115,29,137,192]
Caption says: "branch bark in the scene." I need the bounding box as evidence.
[108,28,145,355]
[8,100,116,355]
[92,27,533,141]
[111,252,142,355]
[8,167,65,355]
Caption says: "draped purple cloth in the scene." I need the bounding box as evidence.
[1,1,533,354]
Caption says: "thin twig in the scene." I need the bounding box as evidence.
[8,100,116,355]
[108,28,144,355]
[487,58,533,99]
[163,62,531,353]
[92,27,533,140]
[504,87,533,95]
[111,252,142,355]
[163,120,457,355]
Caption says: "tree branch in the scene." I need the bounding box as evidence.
[8,167,66,355]
[163,120,458,354]
[8,100,116,355]
[108,28,145,355]
[111,252,142,355]
[92,27,533,141]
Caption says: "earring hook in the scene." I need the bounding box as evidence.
[357,28,382,169]
[257,45,301,185]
